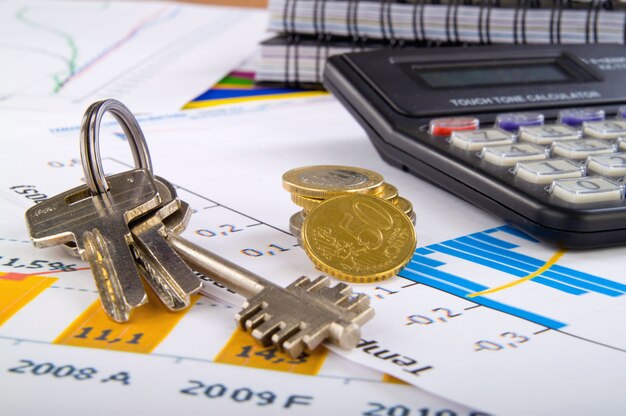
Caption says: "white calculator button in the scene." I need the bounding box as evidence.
[514,159,584,184]
[480,143,547,166]
[582,120,626,139]
[550,177,623,203]
[518,124,580,145]
[450,128,514,151]
[617,137,626,151]
[586,153,626,176]
[550,139,617,160]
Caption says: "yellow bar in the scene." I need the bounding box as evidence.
[382,374,408,384]
[182,91,327,109]
[0,272,57,326]
[54,293,198,353]
[214,328,327,375]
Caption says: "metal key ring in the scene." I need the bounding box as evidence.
[80,99,153,194]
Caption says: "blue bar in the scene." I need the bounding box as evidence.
[456,234,626,294]
[550,265,626,293]
[434,241,587,295]
[452,238,542,272]
[471,297,567,329]
[532,277,587,295]
[405,263,488,292]
[409,254,447,268]
[469,232,518,249]
[497,225,540,242]
[455,236,544,268]
[400,269,472,298]
[432,243,529,277]
[416,247,435,255]
[458,237,626,296]
[542,270,624,296]
[194,87,302,101]
[400,269,567,329]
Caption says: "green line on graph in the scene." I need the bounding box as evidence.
[15,6,78,93]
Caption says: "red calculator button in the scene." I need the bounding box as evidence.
[429,117,480,136]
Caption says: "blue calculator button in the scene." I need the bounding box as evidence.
[558,108,605,127]
[495,112,544,131]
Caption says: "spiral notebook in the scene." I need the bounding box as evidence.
[256,0,626,85]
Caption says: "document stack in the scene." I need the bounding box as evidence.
[256,0,626,86]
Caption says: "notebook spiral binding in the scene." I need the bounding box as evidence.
[263,0,625,88]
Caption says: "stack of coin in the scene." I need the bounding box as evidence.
[282,165,417,283]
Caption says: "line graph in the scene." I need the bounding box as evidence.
[58,5,180,93]
[0,0,268,111]
[15,5,78,93]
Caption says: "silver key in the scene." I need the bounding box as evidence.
[130,176,201,311]
[26,99,161,323]
[167,233,374,358]
[26,169,160,322]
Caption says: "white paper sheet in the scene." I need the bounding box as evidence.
[0,0,269,112]
[25,96,623,416]
[0,102,478,415]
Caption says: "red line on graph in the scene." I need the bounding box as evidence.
[1,267,91,281]
[58,5,175,90]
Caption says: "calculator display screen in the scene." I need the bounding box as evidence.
[412,60,575,89]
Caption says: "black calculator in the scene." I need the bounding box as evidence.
[324,44,626,248]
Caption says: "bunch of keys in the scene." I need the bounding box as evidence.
[25,99,374,357]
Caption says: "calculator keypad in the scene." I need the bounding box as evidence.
[549,177,623,203]
[551,139,616,160]
[586,153,626,177]
[481,143,547,166]
[513,159,584,184]
[582,120,626,139]
[450,128,514,151]
[518,124,580,145]
[430,110,626,205]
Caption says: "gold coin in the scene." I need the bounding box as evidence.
[395,196,413,215]
[282,165,384,199]
[376,183,399,201]
[408,210,416,225]
[302,194,416,283]
[291,193,324,211]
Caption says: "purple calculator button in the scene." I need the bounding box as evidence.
[495,112,544,131]
[558,108,605,126]
[617,105,626,119]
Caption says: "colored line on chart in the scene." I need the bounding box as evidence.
[420,226,626,297]
[0,267,90,281]
[399,225,626,329]
[467,249,566,298]
[58,5,180,92]
[182,70,327,109]
[399,260,567,329]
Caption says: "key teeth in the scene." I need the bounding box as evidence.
[271,323,302,349]
[281,331,307,358]
[251,318,284,346]
[236,302,268,331]
[293,275,331,292]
